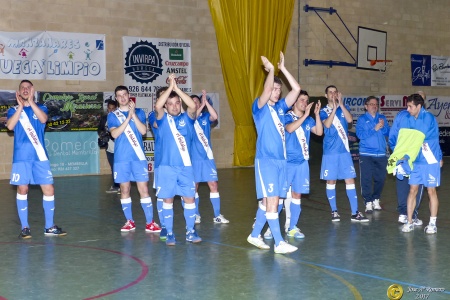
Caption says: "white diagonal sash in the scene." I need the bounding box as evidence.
[421,142,438,164]
[324,106,350,152]
[268,105,286,159]
[114,110,146,161]
[167,114,192,166]
[288,111,309,160]
[194,120,214,159]
[18,109,48,161]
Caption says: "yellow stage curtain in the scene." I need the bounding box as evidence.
[208,0,295,166]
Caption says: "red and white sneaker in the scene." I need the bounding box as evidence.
[145,221,162,233]
[121,220,136,232]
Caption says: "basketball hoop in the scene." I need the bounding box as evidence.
[371,59,393,74]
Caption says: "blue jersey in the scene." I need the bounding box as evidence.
[107,108,146,162]
[398,107,441,164]
[356,112,390,157]
[191,112,214,161]
[7,105,49,162]
[388,110,409,151]
[319,105,351,155]
[148,110,161,168]
[156,112,195,167]
[284,111,316,164]
[252,98,290,160]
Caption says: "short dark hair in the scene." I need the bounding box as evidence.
[114,85,129,95]
[19,80,33,87]
[156,87,168,99]
[274,76,282,86]
[190,95,201,101]
[325,85,337,94]
[364,96,378,105]
[106,99,117,107]
[407,93,424,107]
[299,90,309,97]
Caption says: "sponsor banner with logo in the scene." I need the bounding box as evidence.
[0,90,104,132]
[0,31,106,80]
[45,131,99,176]
[411,54,450,87]
[344,95,450,156]
[122,36,192,111]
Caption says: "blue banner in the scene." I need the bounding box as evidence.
[411,54,431,86]
[45,131,99,176]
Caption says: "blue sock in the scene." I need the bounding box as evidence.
[346,184,358,214]
[251,202,267,237]
[267,212,283,245]
[210,192,220,217]
[163,202,174,234]
[120,198,133,221]
[184,202,196,232]
[43,195,55,229]
[326,184,337,211]
[16,194,29,228]
[194,193,200,215]
[157,198,164,227]
[289,198,301,230]
[140,197,153,224]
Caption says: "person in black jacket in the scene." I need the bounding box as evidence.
[98,99,120,193]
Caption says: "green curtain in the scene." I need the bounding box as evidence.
[208,0,295,166]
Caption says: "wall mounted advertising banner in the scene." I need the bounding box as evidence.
[411,54,450,86]
[0,31,106,80]
[0,91,104,132]
[45,131,99,176]
[122,36,192,111]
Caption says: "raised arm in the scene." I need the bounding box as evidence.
[201,90,218,121]
[338,92,353,123]
[155,74,175,120]
[257,56,275,109]
[173,80,196,120]
[28,87,48,124]
[311,101,323,136]
[278,52,301,107]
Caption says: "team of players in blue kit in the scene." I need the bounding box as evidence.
[8,68,441,249]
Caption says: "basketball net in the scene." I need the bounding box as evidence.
[370,59,393,74]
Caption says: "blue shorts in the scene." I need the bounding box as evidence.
[409,163,440,187]
[10,161,54,185]
[114,160,149,183]
[320,152,356,180]
[287,161,310,194]
[255,158,288,199]
[156,165,195,199]
[192,159,218,183]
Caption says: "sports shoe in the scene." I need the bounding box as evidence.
[263,227,273,239]
[186,229,202,243]
[351,211,369,222]
[413,218,423,226]
[365,202,373,214]
[159,226,167,241]
[44,225,67,236]
[402,222,414,233]
[274,241,298,254]
[19,227,32,239]
[145,221,162,233]
[287,227,305,239]
[213,214,230,224]
[105,186,119,193]
[331,211,340,222]
[284,217,291,233]
[120,220,136,232]
[398,214,408,224]
[424,224,437,234]
[373,199,382,210]
[195,215,201,224]
[247,234,270,250]
[166,233,176,246]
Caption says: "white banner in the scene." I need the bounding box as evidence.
[122,36,192,111]
[0,31,106,80]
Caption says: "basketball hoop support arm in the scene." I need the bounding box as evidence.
[302,5,357,68]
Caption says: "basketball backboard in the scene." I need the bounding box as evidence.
[357,27,388,71]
